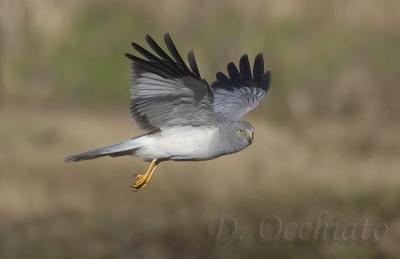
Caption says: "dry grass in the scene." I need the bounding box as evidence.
[1,107,400,258]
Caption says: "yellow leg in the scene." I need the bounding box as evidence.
[130,159,159,190]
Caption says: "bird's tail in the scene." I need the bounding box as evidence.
[65,135,149,162]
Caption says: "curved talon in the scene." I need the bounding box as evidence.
[130,159,159,190]
[132,175,146,189]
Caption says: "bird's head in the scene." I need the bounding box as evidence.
[221,121,255,150]
[235,121,255,145]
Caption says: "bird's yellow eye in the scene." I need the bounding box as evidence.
[237,128,247,136]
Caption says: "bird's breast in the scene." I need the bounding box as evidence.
[136,126,220,161]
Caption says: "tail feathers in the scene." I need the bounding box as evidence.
[65,138,145,162]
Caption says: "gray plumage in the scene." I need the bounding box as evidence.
[66,33,270,168]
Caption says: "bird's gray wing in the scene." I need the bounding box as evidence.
[210,54,271,121]
[125,33,215,132]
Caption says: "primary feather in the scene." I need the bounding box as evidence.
[211,53,271,120]
[126,33,214,132]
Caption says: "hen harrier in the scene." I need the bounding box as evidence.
[66,33,271,190]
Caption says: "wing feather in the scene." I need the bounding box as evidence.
[145,34,176,66]
[253,53,264,85]
[239,54,252,81]
[216,72,230,81]
[126,33,214,132]
[164,33,192,74]
[188,50,201,79]
[211,53,271,120]
[227,62,242,82]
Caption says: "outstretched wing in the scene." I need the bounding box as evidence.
[126,33,215,132]
[210,54,271,121]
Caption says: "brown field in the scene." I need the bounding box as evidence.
[1,107,400,258]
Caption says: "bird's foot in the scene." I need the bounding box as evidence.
[130,173,148,190]
[130,159,158,191]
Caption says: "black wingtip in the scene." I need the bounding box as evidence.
[227,62,241,82]
[131,42,139,49]
[188,50,200,79]
[164,32,171,40]
[131,42,148,54]
[144,34,156,49]
[125,53,135,60]
[145,34,173,62]
[216,72,229,81]
[261,70,271,92]
[254,53,264,65]
[212,53,270,92]
[128,33,206,80]
[164,33,190,72]
[144,34,157,48]
[240,54,249,62]
[239,54,252,81]
[125,53,146,63]
[253,53,264,84]
[145,34,153,42]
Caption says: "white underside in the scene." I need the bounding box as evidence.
[134,126,219,161]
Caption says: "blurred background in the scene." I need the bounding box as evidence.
[1,0,400,258]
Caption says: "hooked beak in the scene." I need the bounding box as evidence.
[248,130,254,144]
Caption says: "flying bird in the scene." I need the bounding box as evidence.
[66,33,271,190]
